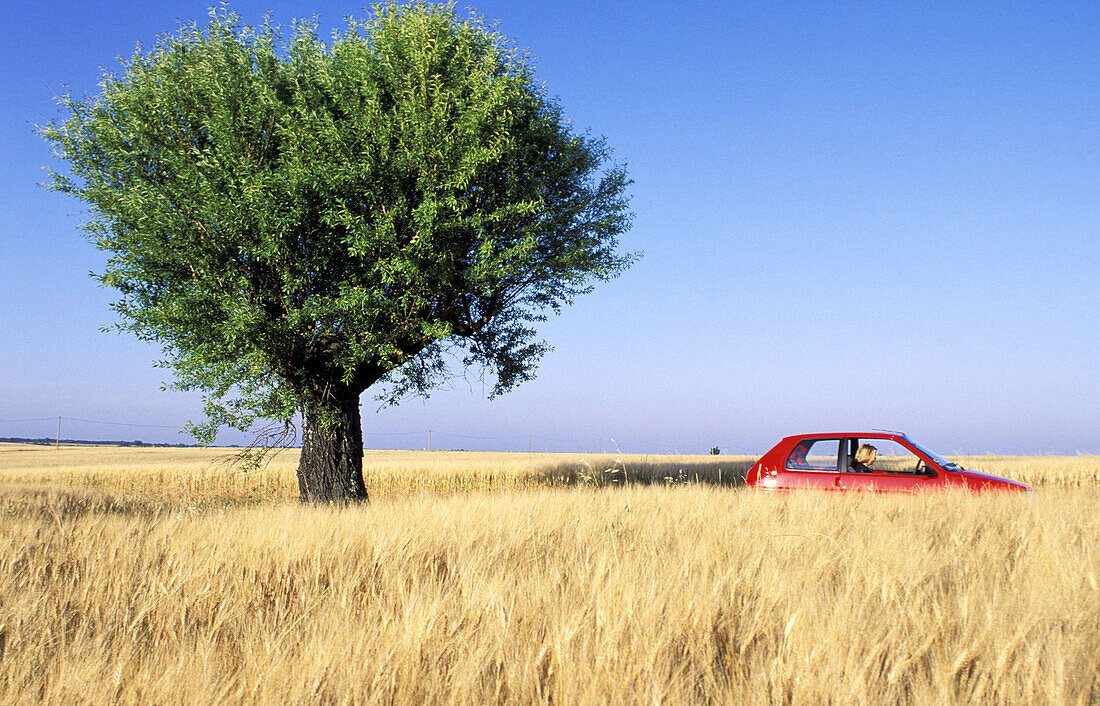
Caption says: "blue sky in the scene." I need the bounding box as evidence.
[1,1,1097,454]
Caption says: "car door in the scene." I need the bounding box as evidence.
[839,438,941,493]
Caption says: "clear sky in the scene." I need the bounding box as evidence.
[1,1,1097,454]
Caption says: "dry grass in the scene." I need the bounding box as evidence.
[0,445,1097,703]
[0,444,756,503]
[0,484,1097,704]
[1,444,1095,503]
[946,455,1100,489]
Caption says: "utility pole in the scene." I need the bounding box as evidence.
[56,416,61,449]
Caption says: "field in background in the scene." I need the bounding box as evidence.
[1,444,1098,503]
[0,444,760,503]
[0,444,1097,703]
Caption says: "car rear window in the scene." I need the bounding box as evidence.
[786,439,840,472]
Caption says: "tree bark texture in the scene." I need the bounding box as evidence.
[297,388,368,504]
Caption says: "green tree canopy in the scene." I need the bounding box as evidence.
[43,2,634,502]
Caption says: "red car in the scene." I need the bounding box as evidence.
[746,432,1031,493]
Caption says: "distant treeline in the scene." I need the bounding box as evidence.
[0,437,200,448]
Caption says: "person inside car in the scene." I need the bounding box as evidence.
[850,444,877,472]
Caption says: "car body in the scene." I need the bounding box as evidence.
[745,432,1030,494]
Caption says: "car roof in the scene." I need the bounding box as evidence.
[781,431,910,442]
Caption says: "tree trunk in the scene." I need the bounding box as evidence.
[297,387,368,504]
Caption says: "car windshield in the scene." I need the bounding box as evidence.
[908,440,959,470]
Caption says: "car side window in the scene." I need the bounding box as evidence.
[845,439,933,476]
[786,439,840,472]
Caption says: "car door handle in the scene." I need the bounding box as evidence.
[834,476,845,490]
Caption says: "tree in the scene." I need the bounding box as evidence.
[43,2,634,503]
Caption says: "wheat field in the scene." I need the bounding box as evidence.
[0,445,761,503]
[2,444,1097,502]
[0,444,1097,703]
